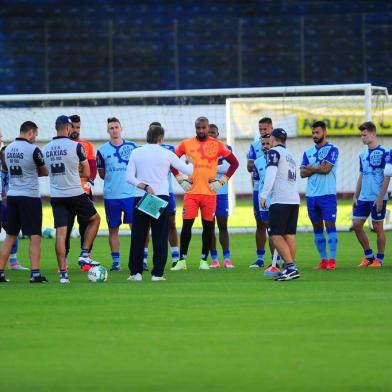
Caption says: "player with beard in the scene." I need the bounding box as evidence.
[300,121,339,270]
[171,117,239,271]
[65,115,97,262]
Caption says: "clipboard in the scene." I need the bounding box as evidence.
[136,193,168,219]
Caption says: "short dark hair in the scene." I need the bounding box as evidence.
[149,121,161,127]
[312,121,326,130]
[55,123,68,132]
[20,121,38,133]
[359,121,376,133]
[209,123,218,130]
[195,116,209,125]
[69,114,80,123]
[259,117,272,125]
[147,125,164,143]
[107,117,120,124]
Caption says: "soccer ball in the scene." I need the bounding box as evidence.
[87,265,108,283]
[42,227,55,239]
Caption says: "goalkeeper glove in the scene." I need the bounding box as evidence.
[208,175,228,192]
[176,174,193,192]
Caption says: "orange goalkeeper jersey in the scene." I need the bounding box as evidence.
[77,138,96,194]
[175,136,231,195]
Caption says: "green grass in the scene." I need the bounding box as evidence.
[41,198,359,230]
[1,232,392,391]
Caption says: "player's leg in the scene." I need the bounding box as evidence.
[65,212,75,267]
[271,204,300,281]
[209,217,220,268]
[368,200,387,267]
[352,200,374,266]
[0,234,17,282]
[50,197,70,283]
[71,194,100,269]
[21,197,47,283]
[321,195,338,270]
[150,197,170,279]
[199,195,216,270]
[171,194,198,271]
[252,190,267,267]
[217,216,233,268]
[128,199,151,281]
[168,193,179,267]
[307,196,328,269]
[104,199,122,271]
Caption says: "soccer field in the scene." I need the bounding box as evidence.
[1,232,392,391]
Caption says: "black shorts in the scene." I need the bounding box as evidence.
[268,204,299,236]
[50,193,97,228]
[7,196,42,236]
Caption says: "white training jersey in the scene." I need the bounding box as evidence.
[5,138,45,197]
[260,144,300,205]
[43,136,86,198]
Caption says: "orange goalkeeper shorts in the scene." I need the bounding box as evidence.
[182,194,216,221]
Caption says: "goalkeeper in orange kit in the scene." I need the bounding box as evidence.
[171,116,239,271]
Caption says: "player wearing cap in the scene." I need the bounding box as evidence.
[43,115,101,284]
[260,128,300,281]
[208,123,234,269]
[352,121,389,267]
[96,117,137,271]
[65,114,97,261]
[300,121,339,270]
[0,121,48,283]
[247,117,274,267]
[171,116,239,271]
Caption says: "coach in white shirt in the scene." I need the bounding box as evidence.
[126,125,193,281]
[260,128,300,281]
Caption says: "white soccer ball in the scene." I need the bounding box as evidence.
[42,227,55,239]
[87,265,108,283]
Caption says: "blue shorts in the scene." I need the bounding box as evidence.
[253,190,263,221]
[216,194,229,217]
[306,195,337,223]
[104,197,134,228]
[168,193,176,216]
[353,199,387,222]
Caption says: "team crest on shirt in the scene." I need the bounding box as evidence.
[317,146,330,162]
[114,144,132,164]
[367,149,384,168]
[198,140,220,162]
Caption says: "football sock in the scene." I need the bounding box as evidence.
[256,249,265,261]
[180,219,194,258]
[0,269,5,278]
[364,249,374,262]
[210,249,218,261]
[59,269,68,279]
[30,269,41,279]
[326,227,338,259]
[80,249,89,258]
[285,262,296,270]
[111,252,120,265]
[201,219,214,261]
[171,247,179,262]
[223,249,231,261]
[9,239,19,264]
[313,228,328,260]
[376,253,384,262]
[143,248,148,264]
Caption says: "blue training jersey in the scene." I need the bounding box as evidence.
[161,143,175,194]
[247,139,263,190]
[358,145,389,201]
[96,140,137,199]
[301,142,339,197]
[216,144,232,195]
[254,154,271,211]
